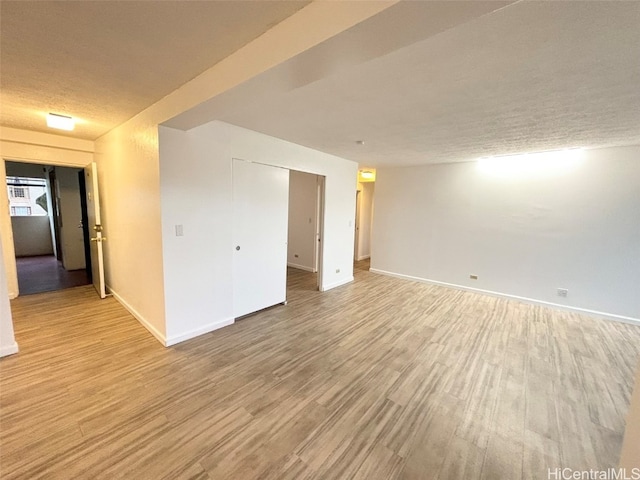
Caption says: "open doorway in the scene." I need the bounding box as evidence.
[286,170,324,294]
[354,169,375,273]
[5,161,91,295]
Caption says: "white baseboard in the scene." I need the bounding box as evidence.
[287,262,316,273]
[369,268,640,326]
[8,291,18,300]
[108,286,167,346]
[165,318,235,347]
[321,276,354,292]
[0,342,19,357]
[109,285,235,347]
[356,255,370,261]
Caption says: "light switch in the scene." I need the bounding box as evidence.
[175,225,184,237]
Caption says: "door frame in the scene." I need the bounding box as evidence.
[354,189,361,261]
[1,156,94,298]
[232,158,327,293]
[315,175,326,291]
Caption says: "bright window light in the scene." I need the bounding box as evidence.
[477,148,584,178]
[46,113,75,131]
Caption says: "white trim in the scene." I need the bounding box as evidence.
[8,291,17,300]
[320,276,354,292]
[165,318,235,347]
[356,255,370,261]
[0,342,19,357]
[370,268,640,326]
[109,286,167,346]
[287,262,316,273]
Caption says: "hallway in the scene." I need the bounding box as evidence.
[16,255,89,295]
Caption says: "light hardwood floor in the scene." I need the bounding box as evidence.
[1,262,639,479]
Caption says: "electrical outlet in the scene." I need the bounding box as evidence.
[336,268,340,274]
[470,274,478,280]
[557,288,568,297]
[175,225,184,237]
[294,254,299,258]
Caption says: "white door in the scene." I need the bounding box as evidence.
[84,162,106,299]
[233,159,289,318]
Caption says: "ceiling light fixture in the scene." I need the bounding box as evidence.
[46,113,75,131]
[360,171,374,179]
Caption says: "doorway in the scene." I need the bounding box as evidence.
[5,161,91,295]
[286,170,324,294]
[232,160,326,319]
[353,170,375,275]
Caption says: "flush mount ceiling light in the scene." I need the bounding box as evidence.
[360,170,374,179]
[46,113,75,131]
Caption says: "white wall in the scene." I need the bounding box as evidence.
[56,167,86,270]
[371,146,640,322]
[89,3,391,345]
[288,170,318,272]
[11,217,53,257]
[93,119,167,342]
[158,121,357,345]
[0,234,18,357]
[356,181,375,260]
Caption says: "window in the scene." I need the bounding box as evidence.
[6,176,48,217]
[10,206,32,216]
[9,186,28,199]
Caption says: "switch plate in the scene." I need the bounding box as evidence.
[557,288,568,297]
[175,225,184,237]
[470,274,478,280]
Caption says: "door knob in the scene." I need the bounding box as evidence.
[236,246,241,251]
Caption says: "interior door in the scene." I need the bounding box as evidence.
[233,159,289,318]
[84,162,106,299]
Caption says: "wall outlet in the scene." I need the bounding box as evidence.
[336,268,340,274]
[557,288,568,297]
[175,225,184,237]
[294,254,299,258]
[470,274,478,280]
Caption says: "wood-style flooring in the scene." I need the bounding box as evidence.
[16,255,90,295]
[1,261,639,479]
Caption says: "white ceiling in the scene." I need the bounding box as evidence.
[0,0,309,140]
[169,0,640,166]
[2,1,639,166]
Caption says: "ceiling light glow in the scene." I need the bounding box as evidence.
[477,148,584,179]
[360,171,374,179]
[46,113,75,131]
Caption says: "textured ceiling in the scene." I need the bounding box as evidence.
[0,0,309,140]
[170,0,640,166]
